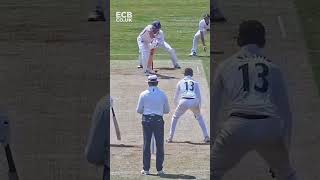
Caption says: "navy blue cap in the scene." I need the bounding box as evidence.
[152,20,161,29]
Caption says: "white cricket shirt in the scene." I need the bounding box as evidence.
[174,76,201,106]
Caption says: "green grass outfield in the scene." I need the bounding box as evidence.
[295,0,320,93]
[110,0,210,80]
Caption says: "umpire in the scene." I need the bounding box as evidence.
[137,75,170,176]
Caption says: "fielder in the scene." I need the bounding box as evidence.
[138,29,181,69]
[137,21,162,75]
[190,14,210,56]
[167,68,210,143]
[211,20,298,180]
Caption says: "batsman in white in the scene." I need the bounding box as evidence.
[190,14,210,56]
[138,29,181,69]
[167,68,210,143]
[137,21,161,75]
[211,20,298,180]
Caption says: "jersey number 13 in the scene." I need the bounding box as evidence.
[238,63,269,93]
[184,81,195,91]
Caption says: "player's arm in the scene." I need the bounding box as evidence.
[173,82,181,106]
[157,31,165,46]
[212,69,224,138]
[85,96,109,166]
[200,31,206,47]
[163,93,170,114]
[199,22,206,48]
[136,94,144,114]
[195,82,202,106]
[271,67,293,148]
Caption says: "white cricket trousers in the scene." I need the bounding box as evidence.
[137,36,151,73]
[191,30,201,53]
[158,42,179,66]
[169,98,209,139]
[211,116,297,180]
[138,41,179,67]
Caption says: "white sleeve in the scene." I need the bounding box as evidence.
[163,94,170,114]
[136,94,144,114]
[195,82,201,106]
[156,31,165,45]
[199,20,206,32]
[173,82,181,106]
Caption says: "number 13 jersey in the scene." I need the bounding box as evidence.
[174,76,201,105]
[213,47,283,117]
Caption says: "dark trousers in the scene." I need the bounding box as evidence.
[103,164,109,180]
[142,115,164,171]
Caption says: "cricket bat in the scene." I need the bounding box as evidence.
[4,144,18,175]
[148,49,157,72]
[111,108,121,140]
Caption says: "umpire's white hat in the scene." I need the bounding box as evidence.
[146,75,159,82]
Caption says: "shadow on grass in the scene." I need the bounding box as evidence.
[110,144,140,148]
[170,141,209,145]
[155,67,176,70]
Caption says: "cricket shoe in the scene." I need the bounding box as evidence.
[189,52,197,56]
[166,137,173,143]
[88,7,105,21]
[174,64,181,69]
[137,65,143,69]
[141,170,150,175]
[157,170,165,176]
[204,136,210,143]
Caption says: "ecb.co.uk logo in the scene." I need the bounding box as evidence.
[116,11,133,22]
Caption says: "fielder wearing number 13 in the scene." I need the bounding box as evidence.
[211,20,298,180]
[167,68,210,143]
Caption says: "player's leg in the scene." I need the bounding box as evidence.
[153,118,165,172]
[142,120,153,171]
[137,37,143,68]
[167,100,188,142]
[254,118,297,180]
[190,31,200,56]
[189,99,209,141]
[256,143,297,180]
[141,44,151,75]
[211,117,252,179]
[161,42,180,68]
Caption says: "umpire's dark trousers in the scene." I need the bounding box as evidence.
[142,114,164,171]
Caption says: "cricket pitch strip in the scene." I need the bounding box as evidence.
[110,60,210,180]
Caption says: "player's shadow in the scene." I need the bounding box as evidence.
[155,67,176,70]
[110,144,140,148]
[158,173,196,179]
[170,141,209,145]
[155,73,177,80]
